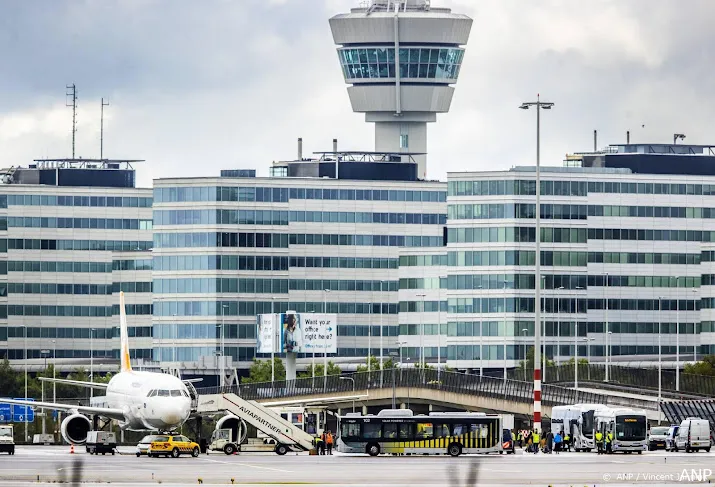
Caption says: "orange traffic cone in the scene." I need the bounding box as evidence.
[70,444,74,454]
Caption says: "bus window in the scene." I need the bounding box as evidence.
[415,423,433,440]
[435,424,450,438]
[362,423,382,439]
[341,423,360,438]
[452,424,465,436]
[383,423,398,439]
[398,423,412,440]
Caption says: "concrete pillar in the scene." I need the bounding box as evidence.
[286,352,296,381]
[362,405,368,415]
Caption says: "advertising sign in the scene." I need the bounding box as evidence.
[256,313,277,354]
[256,313,337,354]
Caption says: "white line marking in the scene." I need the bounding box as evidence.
[203,458,292,473]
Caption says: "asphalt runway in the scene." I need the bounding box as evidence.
[1,446,714,486]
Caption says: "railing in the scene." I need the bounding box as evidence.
[661,399,715,432]
[196,368,658,410]
[512,364,715,398]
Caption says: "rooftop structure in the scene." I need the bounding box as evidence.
[329,0,472,180]
[0,159,141,188]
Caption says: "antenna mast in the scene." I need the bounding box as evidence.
[66,84,77,158]
[100,98,110,159]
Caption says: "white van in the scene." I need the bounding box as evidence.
[674,418,711,453]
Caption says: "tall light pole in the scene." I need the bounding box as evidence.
[270,296,277,384]
[221,304,228,388]
[658,296,663,405]
[503,280,508,386]
[439,276,446,383]
[604,272,610,382]
[323,289,330,391]
[380,279,385,386]
[90,328,95,398]
[520,95,553,434]
[339,377,355,413]
[22,325,28,442]
[40,350,49,435]
[416,293,426,369]
[172,314,177,364]
[521,328,528,382]
[556,286,564,379]
[675,277,680,391]
[51,340,56,404]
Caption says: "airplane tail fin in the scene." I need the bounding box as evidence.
[119,291,132,373]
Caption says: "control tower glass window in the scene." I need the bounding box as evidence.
[339,47,464,81]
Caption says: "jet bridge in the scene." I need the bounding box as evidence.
[197,393,315,453]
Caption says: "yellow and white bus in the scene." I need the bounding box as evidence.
[337,409,503,457]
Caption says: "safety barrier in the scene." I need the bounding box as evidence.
[510,364,715,398]
[661,399,715,432]
[196,368,658,410]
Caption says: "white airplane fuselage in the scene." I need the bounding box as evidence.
[104,370,192,432]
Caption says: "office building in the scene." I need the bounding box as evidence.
[0,160,153,371]
[151,170,446,380]
[437,143,715,373]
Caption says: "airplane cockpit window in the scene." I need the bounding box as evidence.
[158,390,170,397]
[170,390,181,397]
[147,390,156,397]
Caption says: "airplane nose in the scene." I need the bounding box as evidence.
[160,404,187,426]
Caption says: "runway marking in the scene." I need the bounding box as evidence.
[204,458,293,473]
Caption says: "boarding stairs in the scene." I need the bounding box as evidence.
[197,393,315,452]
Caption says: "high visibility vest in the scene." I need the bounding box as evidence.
[327,433,334,444]
[532,433,540,443]
[564,435,570,442]
[606,433,613,443]
[595,432,603,441]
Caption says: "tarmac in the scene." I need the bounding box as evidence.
[0,445,714,486]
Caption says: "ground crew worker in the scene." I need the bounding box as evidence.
[606,431,613,454]
[595,431,604,454]
[326,430,334,455]
[531,431,540,454]
[563,432,570,452]
[516,431,523,448]
[319,432,326,455]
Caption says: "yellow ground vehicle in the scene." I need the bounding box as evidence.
[148,434,200,458]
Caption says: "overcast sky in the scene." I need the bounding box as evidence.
[1,0,713,188]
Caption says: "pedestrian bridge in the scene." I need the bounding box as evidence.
[197,369,663,421]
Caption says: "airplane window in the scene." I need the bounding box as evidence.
[170,390,181,397]
[158,390,170,397]
[147,390,156,397]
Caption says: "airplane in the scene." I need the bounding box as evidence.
[1,292,193,445]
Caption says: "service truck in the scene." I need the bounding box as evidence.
[0,425,15,455]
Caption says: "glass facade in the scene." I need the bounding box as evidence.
[337,47,464,81]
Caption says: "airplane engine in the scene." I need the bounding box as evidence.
[61,413,92,445]
[216,414,247,443]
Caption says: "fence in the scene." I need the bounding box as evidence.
[197,368,659,410]
[661,399,715,433]
[508,364,715,398]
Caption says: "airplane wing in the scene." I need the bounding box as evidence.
[0,398,125,422]
[38,377,109,389]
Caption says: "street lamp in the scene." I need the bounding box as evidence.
[520,95,553,434]
[323,289,331,391]
[51,339,56,404]
[658,296,663,405]
[675,277,680,391]
[379,280,385,381]
[416,293,426,382]
[389,351,399,409]
[604,272,610,382]
[40,350,50,435]
[90,327,95,398]
[221,304,228,388]
[21,324,27,442]
[556,286,564,378]
[502,280,508,386]
[439,275,447,383]
[339,377,355,413]
[172,313,177,364]
[575,335,594,389]
[521,328,529,382]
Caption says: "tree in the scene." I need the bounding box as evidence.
[518,347,555,372]
[242,358,286,384]
[412,361,434,370]
[0,359,19,398]
[298,361,342,378]
[356,355,395,373]
[684,355,715,376]
[563,357,589,365]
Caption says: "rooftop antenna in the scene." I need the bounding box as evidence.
[100,98,110,160]
[66,84,78,158]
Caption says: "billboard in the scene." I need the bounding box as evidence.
[256,313,337,354]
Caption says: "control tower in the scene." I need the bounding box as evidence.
[330,0,472,179]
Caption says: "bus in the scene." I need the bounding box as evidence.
[337,409,503,457]
[594,407,647,453]
[551,404,609,452]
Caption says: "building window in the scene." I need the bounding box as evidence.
[400,134,409,149]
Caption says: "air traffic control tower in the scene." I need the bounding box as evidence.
[330,0,472,180]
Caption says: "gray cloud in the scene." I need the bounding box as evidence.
[0,0,714,187]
